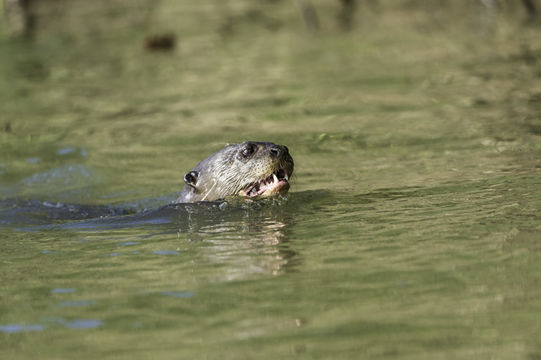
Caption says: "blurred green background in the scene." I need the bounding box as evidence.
[1,1,541,359]
[1,0,539,202]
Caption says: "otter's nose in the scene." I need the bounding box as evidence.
[269,145,286,159]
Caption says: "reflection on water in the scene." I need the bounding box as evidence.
[1,1,541,359]
[0,318,103,333]
[0,195,304,343]
[187,218,295,279]
[0,194,301,279]
[177,199,299,278]
[0,324,45,333]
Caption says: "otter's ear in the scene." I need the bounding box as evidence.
[184,171,199,188]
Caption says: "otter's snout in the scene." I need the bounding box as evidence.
[269,145,289,159]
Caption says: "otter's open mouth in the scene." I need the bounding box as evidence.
[240,169,290,198]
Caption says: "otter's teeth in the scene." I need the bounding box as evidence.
[272,173,278,183]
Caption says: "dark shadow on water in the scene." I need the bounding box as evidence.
[0,191,332,231]
[0,198,135,227]
[0,192,334,276]
[0,182,484,231]
[0,179,501,232]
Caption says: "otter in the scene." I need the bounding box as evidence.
[175,141,294,203]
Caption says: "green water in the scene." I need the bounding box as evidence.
[1,1,540,359]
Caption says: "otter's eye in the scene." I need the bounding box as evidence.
[240,143,257,158]
[184,171,199,188]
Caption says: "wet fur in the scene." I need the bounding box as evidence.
[175,142,294,203]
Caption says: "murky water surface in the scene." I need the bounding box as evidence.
[1,1,540,359]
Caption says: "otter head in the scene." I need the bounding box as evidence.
[175,141,294,203]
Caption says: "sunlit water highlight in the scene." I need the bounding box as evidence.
[1,2,540,359]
